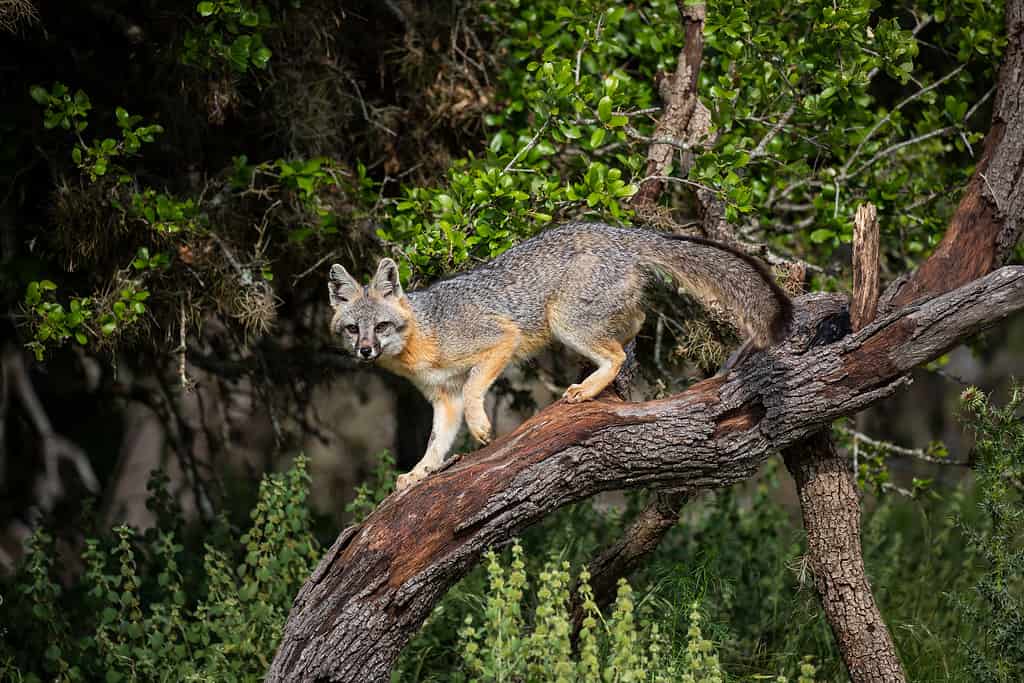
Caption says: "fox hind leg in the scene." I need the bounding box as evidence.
[554,307,642,402]
[561,339,626,402]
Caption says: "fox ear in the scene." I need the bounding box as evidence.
[328,264,361,308]
[371,258,404,298]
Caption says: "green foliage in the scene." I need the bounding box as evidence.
[183,0,282,73]
[344,450,397,523]
[30,82,163,181]
[0,458,320,682]
[456,541,724,682]
[379,0,661,277]
[954,384,1024,681]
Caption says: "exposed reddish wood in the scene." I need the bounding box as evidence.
[884,125,1004,309]
[829,318,915,391]
[343,399,658,593]
[882,0,1024,308]
[713,398,766,437]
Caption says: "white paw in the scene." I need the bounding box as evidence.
[467,419,492,445]
[563,383,589,403]
[395,471,425,492]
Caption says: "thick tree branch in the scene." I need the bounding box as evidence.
[267,266,1024,682]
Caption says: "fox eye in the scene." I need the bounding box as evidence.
[345,324,359,334]
[375,322,392,334]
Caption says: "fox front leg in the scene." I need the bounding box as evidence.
[463,329,521,445]
[396,392,464,492]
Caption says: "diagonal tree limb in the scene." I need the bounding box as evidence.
[267,265,1024,682]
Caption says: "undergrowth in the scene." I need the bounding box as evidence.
[2,385,1022,681]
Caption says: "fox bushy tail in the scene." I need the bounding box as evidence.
[645,234,793,349]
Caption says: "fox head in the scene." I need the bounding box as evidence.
[327,258,410,362]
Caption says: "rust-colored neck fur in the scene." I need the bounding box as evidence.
[379,300,440,376]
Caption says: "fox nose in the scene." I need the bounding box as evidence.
[359,346,374,359]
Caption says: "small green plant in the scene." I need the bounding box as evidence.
[455,540,819,682]
[23,280,93,359]
[0,457,321,682]
[344,450,397,523]
[954,383,1024,682]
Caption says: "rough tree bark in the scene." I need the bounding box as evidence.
[783,435,904,682]
[778,2,1024,678]
[267,267,1024,682]
[780,200,906,683]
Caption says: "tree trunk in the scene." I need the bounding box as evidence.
[783,434,905,682]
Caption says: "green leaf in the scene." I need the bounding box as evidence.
[597,96,613,123]
[75,332,88,345]
[197,1,215,17]
[809,228,835,243]
[29,85,49,104]
[590,128,606,148]
[253,46,272,68]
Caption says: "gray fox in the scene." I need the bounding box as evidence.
[328,222,792,491]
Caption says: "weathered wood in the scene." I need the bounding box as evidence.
[631,2,706,207]
[267,266,1024,682]
[851,203,881,332]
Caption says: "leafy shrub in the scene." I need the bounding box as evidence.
[954,383,1024,682]
[0,457,320,682]
[451,540,818,682]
